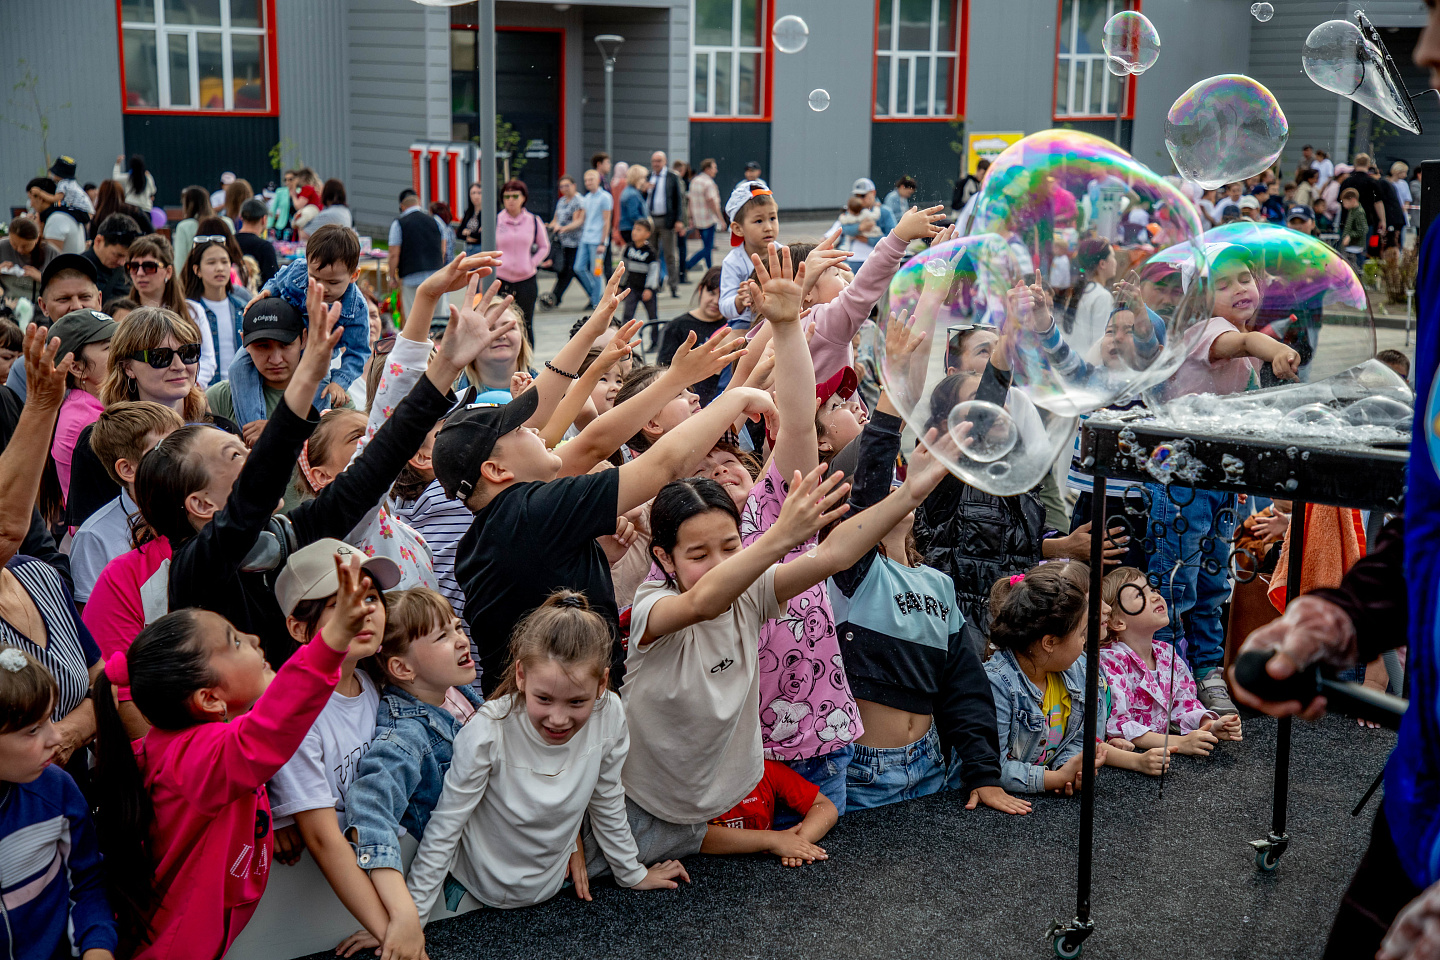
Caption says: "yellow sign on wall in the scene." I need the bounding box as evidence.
[966,132,1025,174]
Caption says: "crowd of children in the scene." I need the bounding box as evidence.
[0,160,1392,960]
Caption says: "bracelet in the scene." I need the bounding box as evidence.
[545,360,579,380]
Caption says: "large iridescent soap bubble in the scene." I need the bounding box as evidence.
[1303,16,1423,134]
[1102,11,1161,76]
[879,234,1081,496]
[962,130,1210,413]
[1146,222,1377,421]
[1164,75,1288,189]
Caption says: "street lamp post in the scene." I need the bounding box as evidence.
[595,34,624,160]
[478,0,498,249]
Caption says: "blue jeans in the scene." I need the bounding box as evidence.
[774,745,853,826]
[576,241,603,306]
[1145,484,1235,674]
[685,226,716,272]
[846,726,946,812]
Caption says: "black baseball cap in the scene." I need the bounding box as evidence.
[432,387,540,500]
[1286,204,1315,222]
[744,160,762,171]
[39,253,98,293]
[241,297,304,346]
[48,309,117,362]
[49,156,76,180]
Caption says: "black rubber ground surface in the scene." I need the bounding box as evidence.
[305,713,1396,960]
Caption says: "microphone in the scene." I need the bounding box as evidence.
[1232,650,1408,731]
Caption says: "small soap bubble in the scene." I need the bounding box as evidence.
[924,258,948,279]
[1164,75,1288,189]
[807,88,831,112]
[948,401,1018,463]
[773,15,809,53]
[1251,2,1274,22]
[1102,11,1161,76]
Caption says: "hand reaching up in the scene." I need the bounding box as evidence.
[1006,281,1053,332]
[799,231,852,303]
[292,279,345,399]
[319,552,380,654]
[895,204,947,243]
[598,318,644,371]
[770,463,851,550]
[21,323,72,412]
[746,243,804,325]
[418,251,503,300]
[668,327,747,388]
[433,274,517,377]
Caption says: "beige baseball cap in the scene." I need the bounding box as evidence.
[275,538,401,617]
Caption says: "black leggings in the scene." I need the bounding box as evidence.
[499,274,539,344]
[550,245,578,305]
[622,284,659,322]
[1322,807,1422,959]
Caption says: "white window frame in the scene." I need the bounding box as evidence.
[690,0,766,118]
[121,0,270,112]
[875,0,960,118]
[1055,0,1133,119]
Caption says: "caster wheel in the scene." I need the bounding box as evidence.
[1053,934,1083,959]
[1255,847,1281,872]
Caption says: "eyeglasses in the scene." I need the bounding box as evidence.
[126,260,163,275]
[130,343,202,368]
[192,235,229,245]
[502,193,523,200]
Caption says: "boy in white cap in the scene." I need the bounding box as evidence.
[719,179,778,329]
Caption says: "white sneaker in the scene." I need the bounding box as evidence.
[1197,667,1239,716]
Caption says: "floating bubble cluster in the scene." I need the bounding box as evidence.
[1303,17,1422,134]
[1251,3,1274,22]
[807,88,831,112]
[773,15,809,54]
[1101,11,1161,76]
[881,131,1209,494]
[1164,75,1288,189]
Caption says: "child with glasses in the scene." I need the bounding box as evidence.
[230,225,370,428]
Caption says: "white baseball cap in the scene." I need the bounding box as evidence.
[851,177,877,196]
[275,538,401,617]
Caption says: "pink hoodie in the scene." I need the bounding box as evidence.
[806,231,909,382]
[130,636,344,960]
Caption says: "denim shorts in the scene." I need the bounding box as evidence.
[845,724,946,813]
[772,745,854,827]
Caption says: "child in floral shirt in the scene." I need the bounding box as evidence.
[1098,567,1243,761]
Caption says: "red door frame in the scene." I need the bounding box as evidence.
[870,0,970,122]
[114,0,281,117]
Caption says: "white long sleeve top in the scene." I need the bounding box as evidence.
[405,691,646,914]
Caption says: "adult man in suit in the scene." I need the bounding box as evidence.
[648,150,685,297]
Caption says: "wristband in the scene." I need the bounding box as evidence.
[545,360,579,380]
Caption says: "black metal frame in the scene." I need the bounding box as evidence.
[1047,415,1408,957]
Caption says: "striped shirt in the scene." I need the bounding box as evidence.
[0,557,100,721]
[1064,401,1147,497]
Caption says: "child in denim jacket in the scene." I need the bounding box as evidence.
[230,224,370,425]
[344,589,482,950]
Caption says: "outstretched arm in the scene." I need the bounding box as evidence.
[0,325,70,560]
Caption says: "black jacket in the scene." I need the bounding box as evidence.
[649,169,684,229]
[0,386,71,589]
[166,376,453,665]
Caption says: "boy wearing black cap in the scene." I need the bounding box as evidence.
[435,381,777,694]
[1285,204,1317,237]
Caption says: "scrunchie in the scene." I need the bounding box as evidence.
[297,439,320,492]
[555,595,586,610]
[1009,574,1025,586]
[105,651,130,687]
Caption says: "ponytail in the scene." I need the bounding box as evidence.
[93,667,156,949]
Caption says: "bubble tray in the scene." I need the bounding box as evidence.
[1077,415,1407,510]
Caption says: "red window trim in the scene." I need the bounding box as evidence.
[870,0,969,123]
[1050,0,1138,123]
[115,0,280,117]
[688,0,774,122]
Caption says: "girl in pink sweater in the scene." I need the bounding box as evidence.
[90,552,376,959]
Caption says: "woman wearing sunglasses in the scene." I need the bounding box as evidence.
[65,306,238,530]
[492,178,549,339]
[125,235,216,385]
[182,221,250,383]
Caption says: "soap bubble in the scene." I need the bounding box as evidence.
[1102,12,1161,76]
[807,88,831,112]
[963,130,1209,412]
[948,401,1018,462]
[1147,221,1376,406]
[1303,17,1422,134]
[1343,394,1412,429]
[1250,2,1274,22]
[773,15,809,53]
[879,233,1081,495]
[1165,75,1287,189]
[1281,403,1345,429]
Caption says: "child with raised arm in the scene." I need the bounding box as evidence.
[405,591,688,935]
[89,555,376,958]
[1099,566,1242,762]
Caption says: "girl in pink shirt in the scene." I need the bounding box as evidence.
[90,552,377,959]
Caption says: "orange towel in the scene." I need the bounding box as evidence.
[1268,504,1367,613]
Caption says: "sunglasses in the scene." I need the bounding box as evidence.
[372,335,397,357]
[126,260,164,275]
[192,235,230,245]
[503,193,523,200]
[130,343,202,368]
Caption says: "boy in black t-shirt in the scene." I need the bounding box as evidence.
[433,380,776,694]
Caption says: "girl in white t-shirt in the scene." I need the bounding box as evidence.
[404,591,688,941]
[266,539,398,949]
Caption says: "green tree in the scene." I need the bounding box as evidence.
[2,61,70,174]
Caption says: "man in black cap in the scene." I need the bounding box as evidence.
[206,296,352,450]
[435,380,776,695]
[6,254,103,401]
[84,214,143,301]
[1286,204,1317,237]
